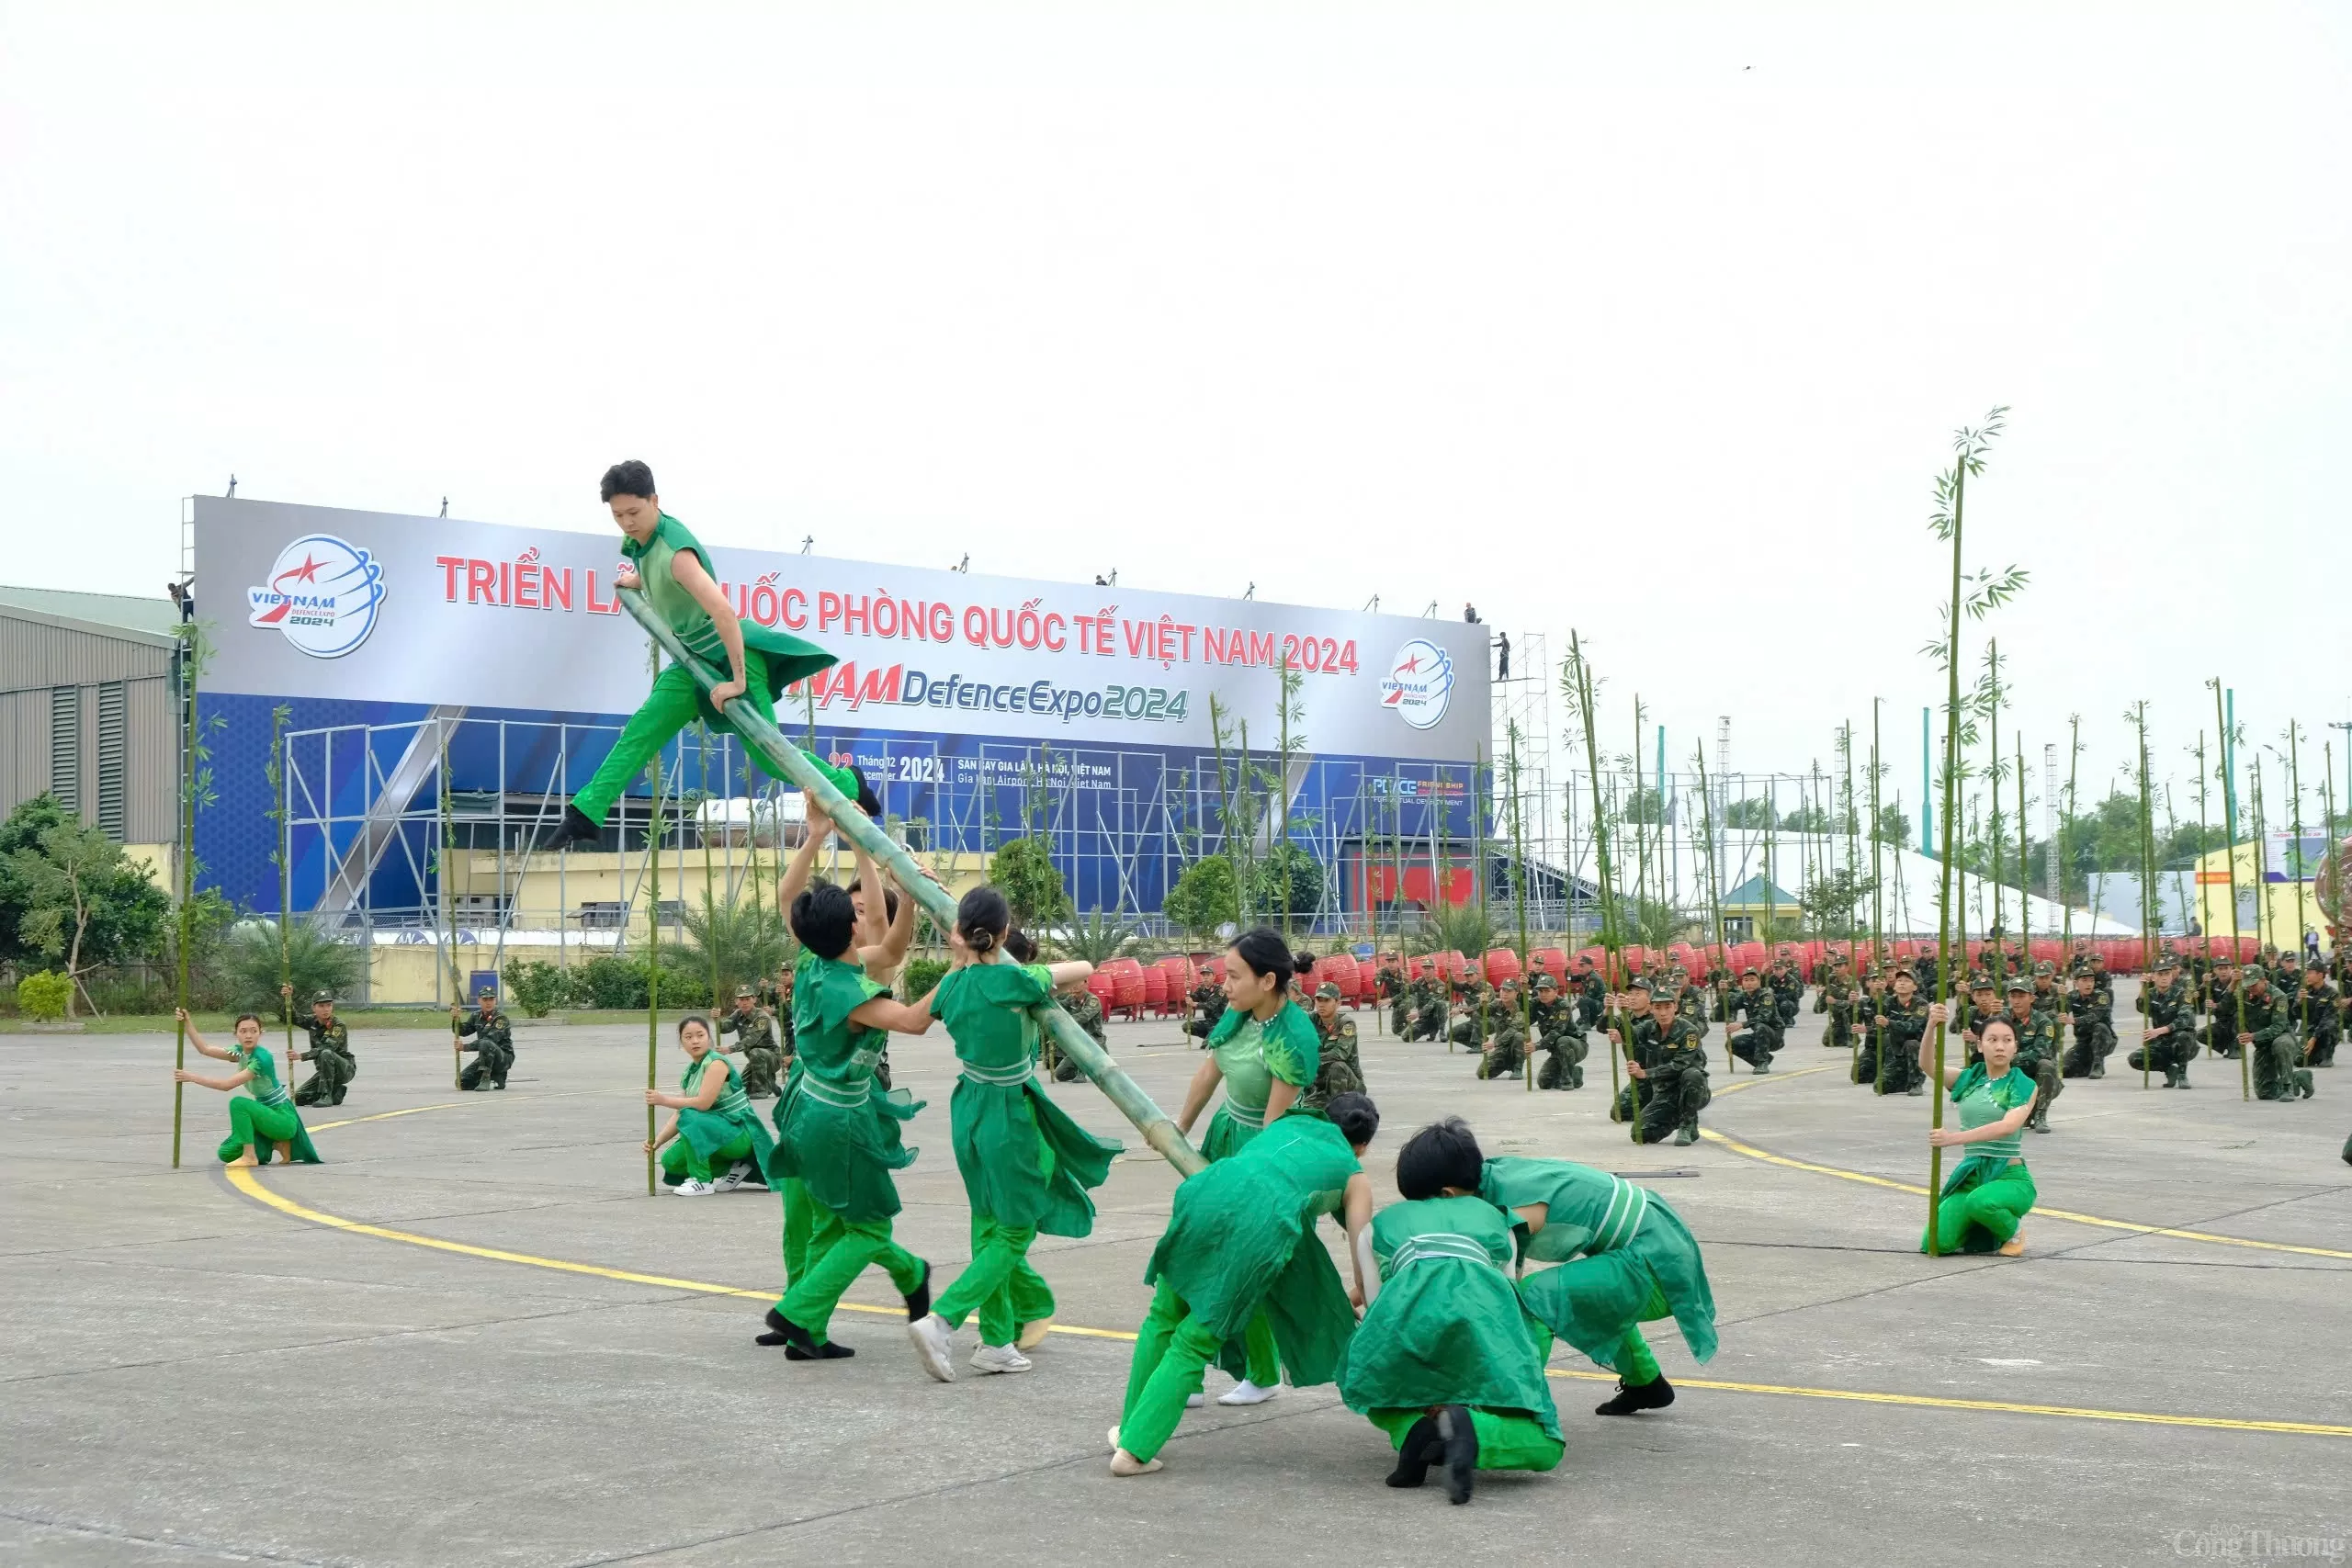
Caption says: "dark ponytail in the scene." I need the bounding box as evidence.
[1003,927,1039,964]
[1228,927,1295,992]
[956,886,1012,955]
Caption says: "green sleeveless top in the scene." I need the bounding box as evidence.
[232,1043,292,1107]
[932,962,1054,1085]
[1948,1063,2035,1175]
[1206,999,1318,1127]
[1478,1156,1648,1264]
[684,1052,751,1117]
[622,515,728,665]
[789,951,888,1104]
[1371,1193,1515,1278]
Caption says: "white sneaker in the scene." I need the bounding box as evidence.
[711,1163,752,1193]
[907,1312,956,1382]
[1217,1380,1280,1406]
[969,1343,1033,1375]
[672,1178,715,1196]
[1185,1393,1205,1409]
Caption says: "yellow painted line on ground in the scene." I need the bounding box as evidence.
[1698,1128,2352,1262]
[227,1128,2351,1439]
[308,1103,468,1133]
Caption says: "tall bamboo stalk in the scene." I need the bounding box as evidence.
[698,724,720,1004]
[2130,703,2154,1088]
[270,707,294,1080]
[1693,740,1734,1073]
[441,723,460,1089]
[1508,724,1532,1094]
[2061,716,2082,952]
[2209,683,2251,1100]
[170,622,199,1168]
[2286,721,2308,957]
[1564,634,1631,1126]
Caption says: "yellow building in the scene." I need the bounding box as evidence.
[2190,840,2331,953]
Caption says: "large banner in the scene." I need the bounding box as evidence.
[198,497,1489,762]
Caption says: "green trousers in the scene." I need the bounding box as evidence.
[1524,1296,1664,1385]
[933,1213,1055,1348]
[662,1128,752,1184]
[1922,1162,2037,1256]
[220,1097,298,1161]
[777,1202,926,1339]
[575,660,858,827]
[1118,1279,1224,1462]
[1367,1406,1565,1472]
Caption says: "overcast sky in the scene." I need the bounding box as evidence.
[5,2,2346,825]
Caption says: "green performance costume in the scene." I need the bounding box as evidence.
[1198,999,1321,1385]
[1477,1157,1715,1383]
[1117,1116,1360,1463]
[574,514,858,828]
[660,1051,775,1189]
[1922,1063,2038,1256]
[1340,1195,1564,1475]
[763,952,928,1338]
[927,962,1122,1346]
[217,1044,322,1166]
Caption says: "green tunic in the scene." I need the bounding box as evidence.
[931,961,1121,1235]
[1939,1063,2035,1195]
[626,515,837,717]
[1336,1195,1559,1438]
[1199,1000,1319,1162]
[1478,1156,1715,1373]
[227,1044,322,1164]
[763,952,922,1221]
[1145,1114,1360,1388]
[673,1051,775,1187]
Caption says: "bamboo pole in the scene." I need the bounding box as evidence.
[616,586,1203,1175]
[646,725,663,1196]
[1563,634,1632,1134]
[1925,447,1973,1255]
[1870,703,1885,1082]
[441,723,461,1090]
[2209,685,2251,1100]
[271,707,295,1085]
[1508,724,1533,1094]
[170,622,199,1168]
[2130,703,2154,1088]
[2287,721,2308,959]
[1985,640,2004,977]
[2061,716,2081,954]
[1693,739,1734,1074]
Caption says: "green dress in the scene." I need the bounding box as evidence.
[629,515,837,721]
[931,962,1121,1235]
[1337,1195,1560,1439]
[220,1044,322,1165]
[1923,1063,2039,1255]
[1145,1114,1359,1388]
[763,952,923,1221]
[669,1051,775,1189]
[1478,1156,1716,1374]
[1199,1000,1319,1162]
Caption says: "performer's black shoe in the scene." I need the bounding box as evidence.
[850,765,884,818]
[785,1340,855,1360]
[1385,1416,1442,1488]
[1435,1405,1477,1504]
[533,804,601,852]
[902,1260,933,1323]
[1595,1375,1675,1416]
[757,1307,820,1353]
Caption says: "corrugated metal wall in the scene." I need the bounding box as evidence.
[0,607,177,842]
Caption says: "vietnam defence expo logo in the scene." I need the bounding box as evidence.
[1378,638,1453,729]
[246,535,386,659]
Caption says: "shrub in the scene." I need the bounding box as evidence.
[504,959,572,1019]
[899,956,949,1003]
[578,953,647,1010]
[17,970,73,1021]
[219,919,365,1016]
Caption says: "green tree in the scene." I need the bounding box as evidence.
[1055,908,1140,964]
[1250,844,1326,933]
[1162,854,1239,940]
[1,799,171,1014]
[990,836,1070,927]
[677,891,788,1002]
[1781,804,1835,834]
[218,919,364,1015]
[1621,786,1668,825]
[1724,797,1779,829]
[1798,867,1877,939]
[1871,804,1913,845]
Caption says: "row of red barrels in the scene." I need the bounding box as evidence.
[1083,936,2267,1017]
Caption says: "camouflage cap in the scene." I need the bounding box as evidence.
[735,985,757,1000]
[1970,974,1996,991]
[1315,980,1341,999]
[1739,966,1760,977]
[1627,977,1652,994]
[2243,965,2271,987]
[2034,961,2055,976]
[1533,972,1558,990]
[2155,954,2180,970]
[2006,978,2033,995]
[1650,987,1680,1006]
[311,989,336,1004]
[476,985,498,998]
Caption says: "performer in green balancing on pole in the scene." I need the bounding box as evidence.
[1338,1118,1564,1506]
[647,1013,773,1195]
[757,804,940,1363]
[1171,927,1322,1407]
[1108,1092,1379,1478]
[174,1009,322,1168]
[1476,1141,1717,1418]
[537,459,877,852]
[1918,1005,2038,1258]
[905,886,1122,1381]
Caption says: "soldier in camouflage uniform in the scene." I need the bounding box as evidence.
[2061,967,2117,1079]
[1875,968,1930,1095]
[1385,967,1414,1037]
[1850,966,1889,1083]
[1477,976,1529,1079]
[1183,974,1227,1044]
[716,985,784,1097]
[452,987,514,1090]
[2239,970,2315,1101]
[1953,975,2002,1066]
[1814,958,1856,1053]
[1611,987,1710,1146]
[1401,974,1446,1042]
[1447,977,1495,1049]
[1999,979,2062,1132]
[2129,955,2201,1088]
[2029,962,2064,1021]
[1607,982,1655,1123]
[1528,972,1589,1090]
[1569,964,1606,1031]
[1769,956,1803,1027]
[1050,980,1110,1081]
[1304,981,1365,1108]
[756,964,798,1062]
[283,987,356,1107]
[1726,969,1784,1075]
[2199,955,2244,1057]
[2290,963,2342,1068]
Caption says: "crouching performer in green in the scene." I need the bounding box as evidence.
[1919,1005,2038,1258]
[756,818,939,1361]
[1476,1144,1716,1419]
[536,459,879,852]
[1339,1118,1565,1506]
[1108,1093,1379,1477]
[907,886,1122,1381]
[174,1009,322,1168]
[648,1014,773,1195]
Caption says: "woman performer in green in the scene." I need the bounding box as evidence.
[1170,927,1321,1406]
[173,1009,322,1168]
[647,1014,773,1196]
[1340,1118,1564,1505]
[756,810,941,1362]
[1476,1145,1717,1418]
[1919,1006,2037,1257]
[1108,1092,1378,1477]
[905,886,1121,1380]
[537,460,877,852]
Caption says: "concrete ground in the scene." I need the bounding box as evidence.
[4,993,2347,1568]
